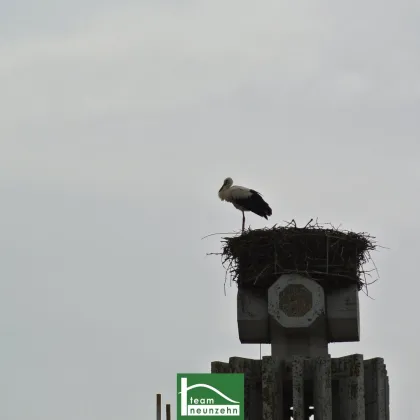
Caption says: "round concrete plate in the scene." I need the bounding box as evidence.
[268,274,325,328]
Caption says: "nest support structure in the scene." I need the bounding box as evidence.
[221,221,378,292]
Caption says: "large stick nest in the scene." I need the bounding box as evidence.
[221,220,378,292]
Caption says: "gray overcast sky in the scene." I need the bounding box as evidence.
[1,0,419,418]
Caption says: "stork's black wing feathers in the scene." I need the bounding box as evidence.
[249,189,262,197]
[235,189,272,219]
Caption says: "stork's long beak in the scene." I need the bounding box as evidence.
[219,182,225,192]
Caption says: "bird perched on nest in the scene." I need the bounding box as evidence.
[218,177,272,232]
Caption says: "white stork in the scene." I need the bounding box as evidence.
[218,177,272,232]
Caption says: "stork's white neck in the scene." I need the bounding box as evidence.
[218,186,230,201]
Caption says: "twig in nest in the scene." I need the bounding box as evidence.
[201,231,237,240]
[304,218,314,228]
[284,219,297,228]
[253,265,270,285]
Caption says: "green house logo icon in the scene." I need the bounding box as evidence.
[177,373,244,419]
